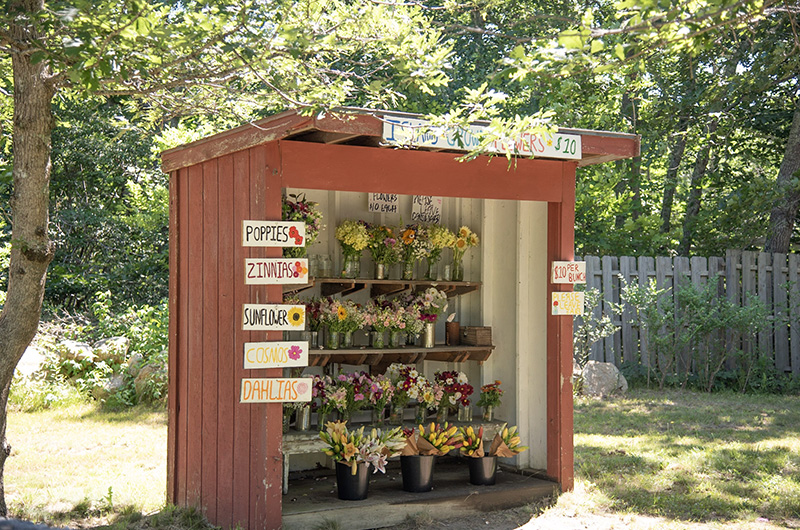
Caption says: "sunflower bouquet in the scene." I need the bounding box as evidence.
[320,298,363,334]
[451,225,479,281]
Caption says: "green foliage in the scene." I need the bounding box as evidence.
[573,287,619,368]
[9,375,85,412]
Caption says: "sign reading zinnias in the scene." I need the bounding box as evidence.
[382,116,582,160]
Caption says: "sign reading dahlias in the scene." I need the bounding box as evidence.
[242,304,305,331]
[240,377,313,403]
[242,220,306,247]
[245,258,308,285]
[244,341,309,369]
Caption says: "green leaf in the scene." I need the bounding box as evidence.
[591,40,605,54]
[558,29,585,49]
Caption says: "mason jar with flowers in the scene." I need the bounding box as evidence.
[414,287,448,348]
[451,225,480,281]
[401,300,424,346]
[335,219,369,278]
[476,380,503,421]
[385,363,424,424]
[399,224,426,280]
[433,370,473,423]
[367,373,394,426]
[332,371,372,423]
[312,374,335,428]
[367,224,401,279]
[417,224,456,280]
[320,298,362,349]
[362,297,394,349]
[282,193,324,258]
[386,300,408,348]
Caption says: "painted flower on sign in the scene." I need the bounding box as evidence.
[287,307,305,327]
[288,345,303,361]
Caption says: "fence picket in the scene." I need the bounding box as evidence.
[571,251,798,378]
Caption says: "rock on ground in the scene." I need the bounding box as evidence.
[581,360,628,397]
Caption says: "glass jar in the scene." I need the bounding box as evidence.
[342,254,360,278]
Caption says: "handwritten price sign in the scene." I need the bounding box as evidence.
[551,261,586,284]
[552,292,584,316]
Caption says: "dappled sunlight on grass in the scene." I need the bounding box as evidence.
[573,389,800,524]
[7,404,167,524]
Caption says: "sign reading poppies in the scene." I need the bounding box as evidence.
[242,304,305,331]
[242,220,306,247]
[551,261,586,284]
[244,341,309,369]
[245,258,308,285]
[551,292,585,316]
[240,377,313,403]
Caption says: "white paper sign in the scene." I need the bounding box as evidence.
[245,258,308,285]
[242,220,306,247]
[368,193,399,214]
[244,341,309,369]
[240,377,313,403]
[551,261,586,284]
[382,116,582,160]
[242,304,305,331]
[411,195,443,223]
[551,292,585,316]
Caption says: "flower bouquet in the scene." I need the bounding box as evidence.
[367,373,394,425]
[488,423,528,457]
[319,298,364,349]
[367,224,400,278]
[312,374,336,428]
[399,224,425,280]
[417,224,456,280]
[320,421,405,500]
[335,219,369,278]
[402,422,463,456]
[331,371,373,422]
[433,369,473,421]
[362,297,396,348]
[477,380,503,420]
[385,363,424,421]
[450,225,479,281]
[414,287,448,323]
[282,193,323,258]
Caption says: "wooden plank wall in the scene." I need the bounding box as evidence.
[169,144,283,530]
[576,250,800,377]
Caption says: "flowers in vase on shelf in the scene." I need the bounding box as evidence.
[366,224,401,267]
[333,371,373,419]
[320,421,405,474]
[416,224,456,279]
[320,298,364,334]
[385,363,425,410]
[434,370,474,411]
[416,377,442,413]
[368,374,394,419]
[414,287,448,323]
[399,224,425,278]
[452,225,480,264]
[312,374,337,421]
[401,301,424,337]
[335,219,369,256]
[282,193,323,258]
[362,297,396,334]
[476,380,503,408]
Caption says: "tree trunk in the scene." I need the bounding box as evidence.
[678,119,719,256]
[615,88,642,229]
[660,117,689,234]
[765,102,800,253]
[0,0,56,515]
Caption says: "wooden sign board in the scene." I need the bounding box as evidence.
[244,341,309,369]
[552,291,584,316]
[382,115,582,160]
[240,377,313,403]
[242,304,305,331]
[411,195,443,223]
[368,193,399,214]
[245,258,308,285]
[551,261,586,284]
[242,220,306,247]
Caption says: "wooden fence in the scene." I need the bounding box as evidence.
[576,250,800,377]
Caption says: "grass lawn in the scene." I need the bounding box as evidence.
[6,389,800,529]
[6,404,167,524]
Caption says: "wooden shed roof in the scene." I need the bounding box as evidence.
[161,107,640,173]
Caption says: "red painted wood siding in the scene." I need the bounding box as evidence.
[169,144,283,530]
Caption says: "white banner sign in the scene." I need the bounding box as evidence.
[411,195,443,224]
[382,116,582,160]
[245,258,308,285]
[242,220,306,247]
[242,304,305,331]
[551,261,586,284]
[240,377,313,403]
[551,292,585,316]
[244,341,309,369]
[368,193,399,214]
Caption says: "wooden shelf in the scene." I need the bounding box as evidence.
[307,344,495,368]
[284,277,481,298]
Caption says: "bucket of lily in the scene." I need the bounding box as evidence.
[459,423,528,485]
[320,421,405,500]
[399,423,463,492]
